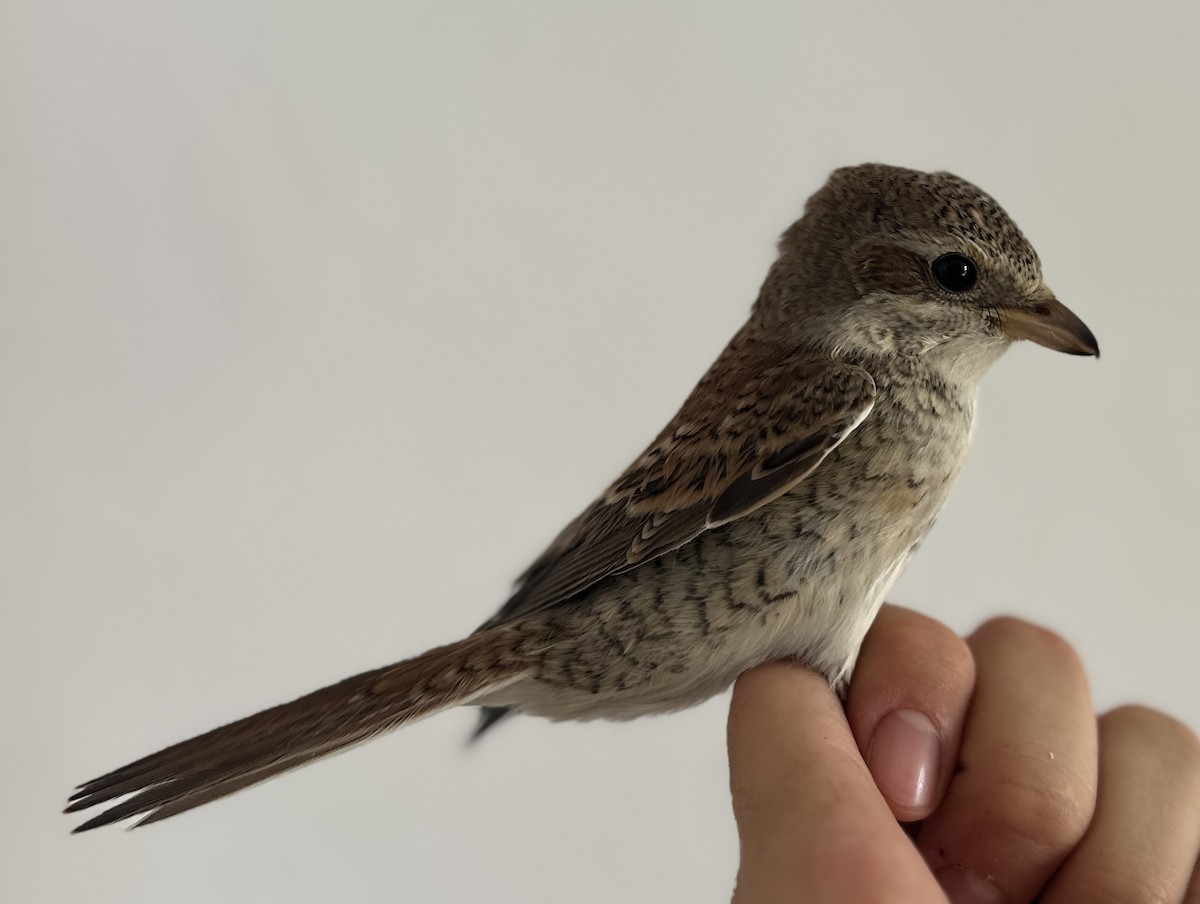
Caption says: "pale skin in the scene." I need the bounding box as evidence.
[728,605,1200,904]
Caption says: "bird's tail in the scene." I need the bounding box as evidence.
[65,627,530,832]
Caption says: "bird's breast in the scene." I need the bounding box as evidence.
[734,379,977,681]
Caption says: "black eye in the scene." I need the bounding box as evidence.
[931,253,978,293]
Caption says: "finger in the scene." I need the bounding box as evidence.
[918,617,1098,904]
[846,603,975,821]
[728,660,947,904]
[1040,705,1200,904]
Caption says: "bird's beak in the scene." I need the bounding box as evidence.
[998,295,1099,357]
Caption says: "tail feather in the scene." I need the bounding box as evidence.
[66,630,527,832]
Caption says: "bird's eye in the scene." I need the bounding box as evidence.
[931,253,978,293]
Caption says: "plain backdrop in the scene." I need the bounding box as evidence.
[3,2,1198,901]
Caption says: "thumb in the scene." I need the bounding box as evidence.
[728,660,947,904]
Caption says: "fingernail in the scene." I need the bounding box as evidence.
[935,866,1007,904]
[867,708,939,810]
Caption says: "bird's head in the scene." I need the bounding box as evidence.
[758,164,1098,374]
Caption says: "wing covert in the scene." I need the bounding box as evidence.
[480,343,875,629]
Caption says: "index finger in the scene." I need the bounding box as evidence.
[728,660,947,904]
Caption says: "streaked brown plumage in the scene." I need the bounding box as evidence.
[66,163,1097,832]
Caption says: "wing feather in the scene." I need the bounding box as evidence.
[480,339,875,629]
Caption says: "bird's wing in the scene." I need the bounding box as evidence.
[480,343,875,628]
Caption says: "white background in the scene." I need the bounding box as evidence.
[3,2,1198,901]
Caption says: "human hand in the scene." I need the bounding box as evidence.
[727,605,1200,903]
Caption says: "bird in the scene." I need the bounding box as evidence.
[65,163,1098,832]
